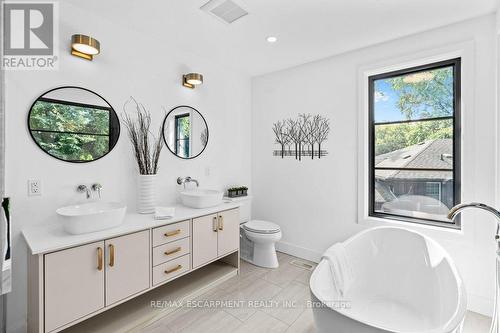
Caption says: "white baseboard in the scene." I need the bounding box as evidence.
[275,241,322,263]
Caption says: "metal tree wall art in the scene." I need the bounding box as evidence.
[272,113,330,160]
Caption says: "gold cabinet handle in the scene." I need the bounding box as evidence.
[109,244,115,267]
[97,247,103,271]
[165,264,182,274]
[218,215,224,231]
[165,229,181,237]
[164,247,181,256]
[212,217,218,232]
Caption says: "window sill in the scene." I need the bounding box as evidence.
[358,215,463,235]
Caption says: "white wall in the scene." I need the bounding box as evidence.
[252,15,498,316]
[4,2,251,332]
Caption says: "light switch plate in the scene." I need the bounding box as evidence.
[28,179,42,196]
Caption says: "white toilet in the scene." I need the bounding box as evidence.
[232,196,282,268]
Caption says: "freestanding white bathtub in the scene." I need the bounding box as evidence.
[310,227,467,333]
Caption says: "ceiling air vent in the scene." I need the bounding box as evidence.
[201,0,248,24]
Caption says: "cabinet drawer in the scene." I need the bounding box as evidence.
[152,220,190,247]
[152,254,190,286]
[152,237,190,266]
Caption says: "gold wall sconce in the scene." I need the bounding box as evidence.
[182,73,203,89]
[71,34,100,60]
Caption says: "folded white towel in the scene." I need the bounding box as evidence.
[154,207,175,220]
[322,243,354,298]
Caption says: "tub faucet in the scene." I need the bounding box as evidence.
[449,203,500,333]
[177,176,199,188]
[448,202,500,242]
[77,185,91,199]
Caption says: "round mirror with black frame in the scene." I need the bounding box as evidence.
[28,86,120,163]
[162,105,208,159]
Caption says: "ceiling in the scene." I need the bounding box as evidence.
[72,0,497,76]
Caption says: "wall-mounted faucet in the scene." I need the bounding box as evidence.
[76,185,91,199]
[177,177,199,188]
[91,183,103,198]
[77,183,103,199]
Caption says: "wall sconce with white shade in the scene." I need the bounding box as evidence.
[71,34,100,60]
[182,73,203,89]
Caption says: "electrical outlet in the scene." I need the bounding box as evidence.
[28,179,42,196]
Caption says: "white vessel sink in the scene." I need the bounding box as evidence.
[180,189,223,209]
[57,202,127,235]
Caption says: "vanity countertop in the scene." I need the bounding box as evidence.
[23,201,241,255]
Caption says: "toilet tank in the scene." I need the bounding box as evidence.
[229,196,252,223]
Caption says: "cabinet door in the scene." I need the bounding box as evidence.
[192,214,218,268]
[44,241,105,332]
[105,230,150,305]
[217,208,240,257]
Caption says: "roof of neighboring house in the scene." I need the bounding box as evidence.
[375,139,453,181]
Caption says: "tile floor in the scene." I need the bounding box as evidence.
[141,252,491,333]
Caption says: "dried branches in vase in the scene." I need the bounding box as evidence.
[123,97,164,175]
[123,97,164,214]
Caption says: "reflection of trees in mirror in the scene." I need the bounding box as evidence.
[122,97,164,175]
[30,99,110,134]
[174,114,190,158]
[32,132,109,161]
[178,117,190,139]
[272,114,330,161]
[29,98,113,161]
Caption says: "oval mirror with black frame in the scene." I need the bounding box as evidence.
[162,106,208,159]
[28,86,120,163]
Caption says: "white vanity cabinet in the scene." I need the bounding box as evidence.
[192,214,219,268]
[217,208,240,257]
[105,230,150,305]
[43,230,150,332]
[25,205,240,333]
[193,208,240,268]
[44,241,105,332]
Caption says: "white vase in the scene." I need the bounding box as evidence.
[138,174,156,214]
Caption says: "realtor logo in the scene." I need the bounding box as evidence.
[2,2,58,70]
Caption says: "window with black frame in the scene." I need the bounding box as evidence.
[368,58,461,227]
[175,113,190,158]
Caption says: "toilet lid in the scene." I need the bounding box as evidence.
[243,220,281,234]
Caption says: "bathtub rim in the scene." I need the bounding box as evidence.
[309,226,468,333]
